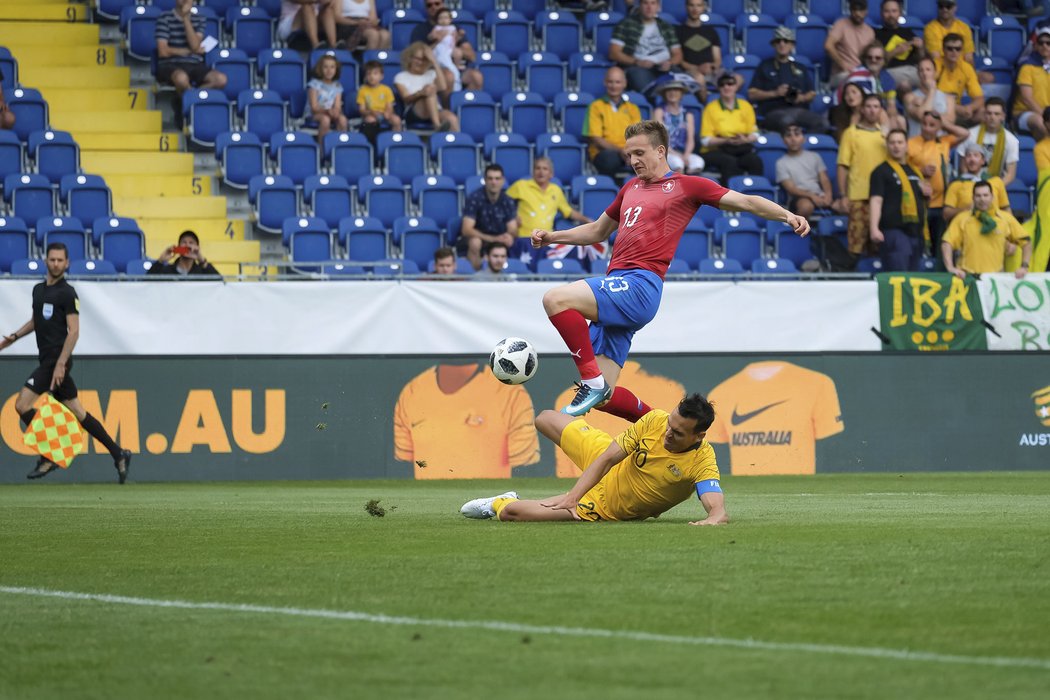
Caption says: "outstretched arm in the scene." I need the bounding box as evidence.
[718,190,810,236]
[0,318,34,351]
[532,212,618,248]
[541,440,628,518]
[689,491,728,526]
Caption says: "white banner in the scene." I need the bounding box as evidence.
[978,273,1050,351]
[0,279,881,356]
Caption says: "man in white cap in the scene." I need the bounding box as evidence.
[747,26,826,134]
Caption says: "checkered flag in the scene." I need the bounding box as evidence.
[22,394,86,469]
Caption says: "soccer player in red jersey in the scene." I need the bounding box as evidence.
[532,119,810,417]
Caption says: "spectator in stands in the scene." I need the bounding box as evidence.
[1013,28,1050,140]
[957,97,1019,187]
[825,0,876,88]
[907,111,969,258]
[924,0,974,64]
[700,73,762,184]
[677,0,724,101]
[394,42,459,132]
[307,54,348,142]
[942,181,1032,277]
[943,142,1012,222]
[278,0,339,51]
[652,81,704,174]
[830,83,890,140]
[148,231,220,277]
[155,0,228,99]
[935,33,984,127]
[876,0,923,93]
[837,94,890,256]
[507,157,593,264]
[356,60,401,142]
[432,246,457,275]
[410,2,482,92]
[776,124,836,221]
[842,43,905,131]
[460,164,518,271]
[583,67,642,179]
[748,26,825,135]
[429,7,463,91]
[608,0,683,93]
[870,129,931,271]
[474,242,511,279]
[904,56,955,138]
[1034,107,1050,173]
[0,67,13,131]
[333,0,390,50]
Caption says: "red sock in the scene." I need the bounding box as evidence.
[548,309,601,380]
[598,386,652,422]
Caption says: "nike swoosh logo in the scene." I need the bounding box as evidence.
[730,400,788,426]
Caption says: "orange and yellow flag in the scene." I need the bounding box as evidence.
[22,394,85,468]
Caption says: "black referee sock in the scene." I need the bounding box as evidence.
[80,413,122,461]
[20,409,36,429]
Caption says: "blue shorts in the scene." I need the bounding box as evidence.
[584,269,663,367]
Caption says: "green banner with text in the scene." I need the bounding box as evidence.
[876,272,987,351]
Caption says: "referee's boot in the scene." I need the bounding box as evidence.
[114,449,132,485]
[560,380,613,417]
[26,457,59,480]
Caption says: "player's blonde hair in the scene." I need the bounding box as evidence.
[624,120,669,152]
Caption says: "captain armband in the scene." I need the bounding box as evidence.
[695,479,722,497]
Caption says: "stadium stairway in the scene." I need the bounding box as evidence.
[0,0,259,276]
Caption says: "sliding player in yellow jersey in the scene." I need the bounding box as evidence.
[460,393,728,526]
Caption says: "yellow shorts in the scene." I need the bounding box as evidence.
[559,419,613,522]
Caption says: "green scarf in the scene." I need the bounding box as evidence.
[974,208,998,235]
[976,125,1006,177]
[888,159,920,224]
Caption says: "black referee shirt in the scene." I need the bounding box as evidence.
[32,278,79,362]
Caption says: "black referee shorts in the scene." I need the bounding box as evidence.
[25,360,78,401]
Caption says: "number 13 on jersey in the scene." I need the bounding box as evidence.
[623,206,643,228]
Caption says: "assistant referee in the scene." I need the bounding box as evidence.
[0,243,131,481]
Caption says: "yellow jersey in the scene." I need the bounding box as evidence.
[924,18,975,58]
[944,176,1009,213]
[700,98,758,150]
[1013,63,1050,118]
[356,83,395,114]
[393,365,540,479]
[1035,138,1050,174]
[838,125,887,201]
[506,178,573,234]
[934,58,983,101]
[707,361,844,475]
[943,209,1030,274]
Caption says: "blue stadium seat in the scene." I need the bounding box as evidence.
[0,216,30,273]
[570,52,613,97]
[574,174,619,220]
[339,215,388,262]
[445,214,463,246]
[252,0,282,19]
[357,174,407,228]
[122,5,162,61]
[486,10,531,56]
[755,133,786,183]
[519,52,567,102]
[0,131,22,184]
[325,131,374,182]
[817,215,849,250]
[713,215,762,246]
[785,15,830,66]
[68,259,117,277]
[807,0,844,23]
[322,262,367,276]
[536,133,586,182]
[752,256,798,275]
[309,49,359,97]
[977,56,1013,85]
[239,89,286,142]
[679,221,712,270]
[386,8,426,50]
[502,92,549,141]
[775,226,814,268]
[190,5,222,46]
[269,131,319,186]
[393,215,442,270]
[228,6,274,58]
[289,227,333,273]
[1017,136,1038,188]
[429,132,480,186]
[304,174,353,231]
[484,133,532,185]
[451,8,481,50]
[376,131,426,182]
[699,257,744,274]
[451,90,498,143]
[10,258,45,276]
[412,174,459,225]
[476,52,515,97]
[726,54,762,89]
[586,11,623,53]
[536,11,582,60]
[210,49,253,103]
[855,256,884,273]
[730,175,778,204]
[0,48,16,89]
[3,88,48,142]
[368,258,420,277]
[281,215,328,249]
[28,130,79,184]
[537,257,585,275]
[183,89,232,147]
[805,134,839,193]
[62,175,112,230]
[258,49,307,119]
[957,0,990,24]
[360,49,402,85]
[623,91,652,120]
[216,131,265,189]
[738,14,781,61]
[665,258,692,275]
[249,174,299,234]
[94,217,144,272]
[982,16,1026,64]
[37,216,87,261]
[1007,181,1033,216]
[4,174,54,228]
[202,0,241,15]
[98,0,136,21]
[554,91,594,138]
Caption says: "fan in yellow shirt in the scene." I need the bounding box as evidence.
[460,394,728,526]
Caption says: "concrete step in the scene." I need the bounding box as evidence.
[41,88,149,113]
[19,65,131,90]
[8,45,117,69]
[114,195,228,220]
[81,151,195,176]
[76,132,183,153]
[0,4,87,21]
[140,218,246,244]
[0,22,99,46]
[103,174,214,198]
[51,110,162,133]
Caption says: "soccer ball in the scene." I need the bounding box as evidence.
[489,337,539,385]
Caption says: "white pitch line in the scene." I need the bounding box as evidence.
[2,585,1048,671]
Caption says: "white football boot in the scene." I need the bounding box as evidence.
[459,491,519,519]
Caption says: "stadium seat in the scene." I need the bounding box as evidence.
[784,15,830,67]
[322,262,367,276]
[2,88,48,142]
[623,91,652,120]
[714,215,762,247]
[281,215,328,249]
[805,134,839,191]
[678,219,712,270]
[325,132,374,182]
[586,11,623,53]
[484,133,532,185]
[1017,136,1038,188]
[258,49,307,119]
[270,131,320,186]
[728,175,777,203]
[738,14,780,61]
[216,131,265,189]
[202,0,241,15]
[239,89,286,142]
[554,91,594,138]
[27,131,79,185]
[450,90,498,143]
[0,48,16,89]
[752,256,798,275]
[62,175,112,230]
[387,8,426,50]
[303,174,353,231]
[537,257,584,275]
[0,131,22,184]
[502,92,549,141]
[725,54,762,90]
[228,6,274,58]
[1007,181,1033,216]
[519,52,567,102]
[10,258,44,276]
[575,174,619,220]
[429,132,480,186]
[475,52,515,97]
[94,217,145,272]
[855,256,884,273]
[393,215,442,270]
[699,257,744,274]
[98,0,136,21]
[37,216,87,261]
[412,174,460,225]
[570,52,614,97]
[249,174,299,234]
[68,259,118,277]
[288,226,333,273]
[451,8,481,50]
[755,133,786,183]
[208,49,253,103]
[377,131,427,182]
[368,258,420,277]
[486,10,531,56]
[4,174,54,228]
[536,11,581,60]
[122,5,163,61]
[183,89,232,147]
[666,258,692,275]
[982,16,1026,64]
[0,216,30,273]
[338,215,388,262]
[309,49,358,97]
[356,174,407,228]
[807,0,844,23]
[537,133,586,183]
[977,56,1014,86]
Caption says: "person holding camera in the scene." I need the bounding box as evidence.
[147,230,220,277]
[748,26,827,134]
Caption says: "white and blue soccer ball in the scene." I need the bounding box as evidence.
[489,337,539,385]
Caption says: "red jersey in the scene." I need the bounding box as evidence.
[603,174,728,279]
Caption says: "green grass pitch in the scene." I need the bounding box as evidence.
[2,473,1049,699]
